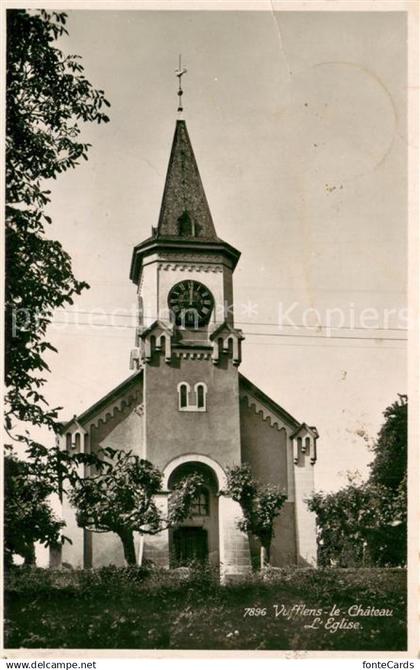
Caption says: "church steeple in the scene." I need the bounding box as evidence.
[156,120,218,241]
[130,77,240,288]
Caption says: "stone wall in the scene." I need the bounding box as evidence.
[239,396,297,567]
[145,353,242,471]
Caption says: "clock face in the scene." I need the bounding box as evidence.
[168,280,214,327]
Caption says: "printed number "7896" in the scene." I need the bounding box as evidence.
[243,608,267,618]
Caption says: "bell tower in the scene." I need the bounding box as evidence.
[129,114,245,467]
[130,121,243,363]
[129,117,242,350]
[127,70,252,576]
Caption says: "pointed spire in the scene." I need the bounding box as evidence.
[156,120,218,241]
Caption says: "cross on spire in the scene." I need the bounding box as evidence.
[175,54,187,114]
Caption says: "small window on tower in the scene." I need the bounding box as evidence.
[178,210,195,236]
[178,381,207,412]
[179,383,189,409]
[196,383,207,410]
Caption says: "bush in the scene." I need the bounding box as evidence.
[4,565,406,650]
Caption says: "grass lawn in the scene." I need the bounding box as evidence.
[4,565,406,650]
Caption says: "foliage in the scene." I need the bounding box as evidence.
[70,450,162,533]
[4,565,406,650]
[369,394,407,490]
[167,475,208,526]
[69,448,204,565]
[307,395,407,567]
[225,464,287,567]
[4,441,103,567]
[307,481,405,567]
[5,9,110,565]
[5,9,110,441]
[4,449,64,566]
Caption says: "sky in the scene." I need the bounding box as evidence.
[37,8,407,492]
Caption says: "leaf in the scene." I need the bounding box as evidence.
[5,8,110,462]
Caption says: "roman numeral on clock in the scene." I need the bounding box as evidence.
[168,280,214,327]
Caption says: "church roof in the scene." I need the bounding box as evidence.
[130,118,241,284]
[239,373,301,430]
[157,120,217,241]
[60,371,142,432]
[60,369,318,447]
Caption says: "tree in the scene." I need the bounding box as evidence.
[4,449,64,567]
[4,441,102,567]
[369,394,407,490]
[307,395,408,567]
[5,11,110,563]
[366,396,407,565]
[225,464,287,569]
[306,480,402,567]
[69,449,204,565]
[5,9,110,443]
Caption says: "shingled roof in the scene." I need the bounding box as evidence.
[129,119,240,284]
[156,120,217,241]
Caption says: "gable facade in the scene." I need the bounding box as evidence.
[51,117,318,579]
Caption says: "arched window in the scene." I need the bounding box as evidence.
[305,436,311,453]
[178,382,190,410]
[177,210,195,236]
[197,385,204,408]
[195,382,207,410]
[190,487,210,516]
[178,382,207,412]
[226,337,234,356]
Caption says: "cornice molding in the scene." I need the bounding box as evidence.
[158,251,227,263]
[174,351,212,360]
[87,389,141,430]
[240,392,289,432]
[158,262,223,273]
[130,237,240,284]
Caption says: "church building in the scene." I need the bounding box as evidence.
[57,102,319,580]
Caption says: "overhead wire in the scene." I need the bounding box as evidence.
[46,318,407,343]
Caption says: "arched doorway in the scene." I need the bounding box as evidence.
[167,461,219,567]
